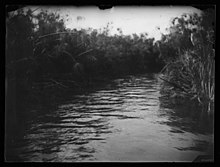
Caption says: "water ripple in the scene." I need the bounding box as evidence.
[9,74,213,162]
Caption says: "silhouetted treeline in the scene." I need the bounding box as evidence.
[6,9,164,86]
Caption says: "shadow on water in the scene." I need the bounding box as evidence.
[158,103,213,135]
[158,86,214,159]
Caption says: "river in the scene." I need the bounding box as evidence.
[6,73,214,162]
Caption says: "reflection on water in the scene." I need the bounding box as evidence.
[6,74,214,162]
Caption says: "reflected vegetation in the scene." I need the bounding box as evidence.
[6,74,213,162]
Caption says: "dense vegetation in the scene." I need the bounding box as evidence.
[6,8,163,111]
[5,7,214,135]
[158,9,215,118]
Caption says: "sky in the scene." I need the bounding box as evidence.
[27,6,202,41]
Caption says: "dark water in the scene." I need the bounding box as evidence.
[6,74,214,162]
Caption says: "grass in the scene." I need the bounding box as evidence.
[162,44,214,116]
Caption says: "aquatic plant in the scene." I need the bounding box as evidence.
[159,9,215,116]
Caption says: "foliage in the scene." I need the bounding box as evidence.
[6,8,164,81]
[159,9,215,116]
[5,7,165,116]
[5,7,215,132]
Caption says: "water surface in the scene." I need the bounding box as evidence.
[6,74,213,162]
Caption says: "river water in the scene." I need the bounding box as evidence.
[6,74,214,162]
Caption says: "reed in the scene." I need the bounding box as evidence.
[163,43,215,115]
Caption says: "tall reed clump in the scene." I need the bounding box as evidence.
[162,31,214,116]
[191,44,214,115]
[160,10,215,117]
